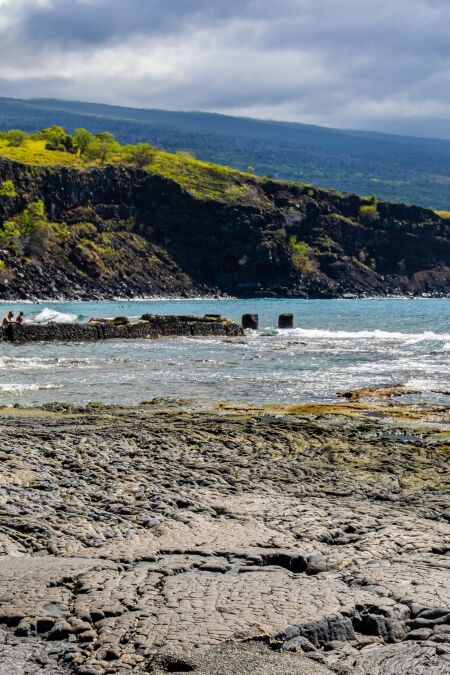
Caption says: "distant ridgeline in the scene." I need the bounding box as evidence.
[1,97,450,208]
[0,124,449,300]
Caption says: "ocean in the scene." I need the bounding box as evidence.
[0,298,448,406]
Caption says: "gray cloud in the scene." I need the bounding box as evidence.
[1,0,450,138]
[18,0,252,47]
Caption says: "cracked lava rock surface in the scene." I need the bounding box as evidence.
[0,398,449,674]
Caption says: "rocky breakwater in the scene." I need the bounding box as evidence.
[0,398,448,674]
[0,314,243,344]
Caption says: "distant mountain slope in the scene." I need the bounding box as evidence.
[1,96,450,208]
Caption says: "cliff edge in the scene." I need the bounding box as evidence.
[1,157,449,299]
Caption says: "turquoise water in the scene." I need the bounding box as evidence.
[0,298,449,406]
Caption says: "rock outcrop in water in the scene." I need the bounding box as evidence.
[0,399,448,674]
[0,314,243,344]
[0,158,450,299]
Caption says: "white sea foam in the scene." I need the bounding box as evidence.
[0,356,101,370]
[0,383,63,394]
[260,328,450,342]
[32,308,79,324]
[0,357,53,370]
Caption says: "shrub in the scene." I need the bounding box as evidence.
[123,143,156,169]
[358,247,368,262]
[0,180,17,197]
[225,183,251,202]
[360,203,378,214]
[0,219,22,253]
[75,238,118,276]
[319,235,335,251]
[40,126,76,154]
[71,222,98,239]
[288,235,315,271]
[360,194,378,214]
[4,129,27,147]
[0,201,66,257]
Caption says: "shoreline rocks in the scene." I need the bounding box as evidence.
[1,314,243,344]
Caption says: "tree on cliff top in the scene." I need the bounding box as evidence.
[123,142,156,169]
[3,129,27,147]
[85,132,120,165]
[73,128,93,156]
[40,126,76,153]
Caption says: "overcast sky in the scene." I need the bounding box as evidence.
[1,0,450,138]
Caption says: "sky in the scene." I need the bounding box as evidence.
[1,0,450,138]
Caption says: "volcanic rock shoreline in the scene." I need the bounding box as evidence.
[0,398,449,674]
[1,158,450,300]
[0,314,243,344]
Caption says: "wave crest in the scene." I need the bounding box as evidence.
[32,308,79,324]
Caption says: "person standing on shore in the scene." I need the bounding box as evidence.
[2,311,14,326]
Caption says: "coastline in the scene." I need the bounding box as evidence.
[1,292,450,303]
[1,298,449,409]
[0,397,448,674]
[1,158,450,304]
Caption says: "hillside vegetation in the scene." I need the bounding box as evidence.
[2,97,450,208]
[0,125,449,301]
[0,127,266,206]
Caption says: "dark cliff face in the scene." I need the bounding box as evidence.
[0,158,449,299]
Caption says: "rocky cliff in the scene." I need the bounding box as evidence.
[1,157,449,299]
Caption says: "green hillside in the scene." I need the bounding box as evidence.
[1,97,450,209]
[1,128,450,302]
[0,127,267,206]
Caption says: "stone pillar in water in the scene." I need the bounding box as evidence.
[278,313,294,329]
[242,314,259,329]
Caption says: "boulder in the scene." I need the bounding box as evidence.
[278,313,294,328]
[242,313,259,329]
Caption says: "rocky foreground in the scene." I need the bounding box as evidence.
[0,398,449,674]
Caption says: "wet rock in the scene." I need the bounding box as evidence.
[241,313,259,329]
[278,313,294,329]
[4,314,243,344]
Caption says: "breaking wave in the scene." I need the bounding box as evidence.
[262,328,450,342]
[32,308,79,324]
[0,383,63,394]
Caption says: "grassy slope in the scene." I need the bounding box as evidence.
[2,138,448,222]
[434,209,450,219]
[0,138,271,207]
[4,96,450,208]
